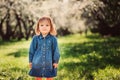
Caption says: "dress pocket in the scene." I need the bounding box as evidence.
[32,52,42,69]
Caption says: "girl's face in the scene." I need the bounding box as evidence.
[39,20,51,35]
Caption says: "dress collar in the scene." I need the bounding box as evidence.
[39,33,51,39]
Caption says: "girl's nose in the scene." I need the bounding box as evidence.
[43,25,47,27]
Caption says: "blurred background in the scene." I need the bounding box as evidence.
[0,0,120,80]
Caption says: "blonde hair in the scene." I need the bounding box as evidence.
[35,16,57,36]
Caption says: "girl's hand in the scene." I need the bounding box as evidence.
[53,63,58,68]
[29,62,32,68]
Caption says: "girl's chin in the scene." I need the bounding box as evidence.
[41,32,49,35]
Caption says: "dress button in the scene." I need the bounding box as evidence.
[43,68,45,71]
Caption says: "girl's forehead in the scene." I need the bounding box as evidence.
[39,19,50,24]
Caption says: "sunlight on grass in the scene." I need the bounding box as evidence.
[0,39,32,80]
[59,34,88,44]
[0,33,120,80]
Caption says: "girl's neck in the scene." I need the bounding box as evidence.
[42,33,48,38]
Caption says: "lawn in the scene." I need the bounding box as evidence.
[0,33,120,80]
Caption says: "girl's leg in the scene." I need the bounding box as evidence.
[36,77,42,80]
[46,77,53,80]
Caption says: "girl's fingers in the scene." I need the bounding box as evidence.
[29,63,32,68]
[53,63,58,68]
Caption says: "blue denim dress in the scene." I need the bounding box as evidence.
[28,33,60,77]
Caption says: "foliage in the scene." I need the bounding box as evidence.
[0,0,35,40]
[0,0,96,40]
[82,0,120,36]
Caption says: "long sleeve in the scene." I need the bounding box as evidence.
[29,35,37,63]
[52,37,60,63]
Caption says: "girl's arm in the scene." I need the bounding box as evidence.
[52,37,60,65]
[29,35,37,63]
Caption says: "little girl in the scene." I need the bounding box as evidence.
[28,16,60,80]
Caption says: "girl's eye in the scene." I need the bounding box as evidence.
[40,25,43,26]
[46,25,49,26]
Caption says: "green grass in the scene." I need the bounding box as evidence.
[0,33,120,80]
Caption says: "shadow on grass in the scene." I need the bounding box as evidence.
[59,35,120,79]
[0,39,20,46]
[7,48,28,57]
